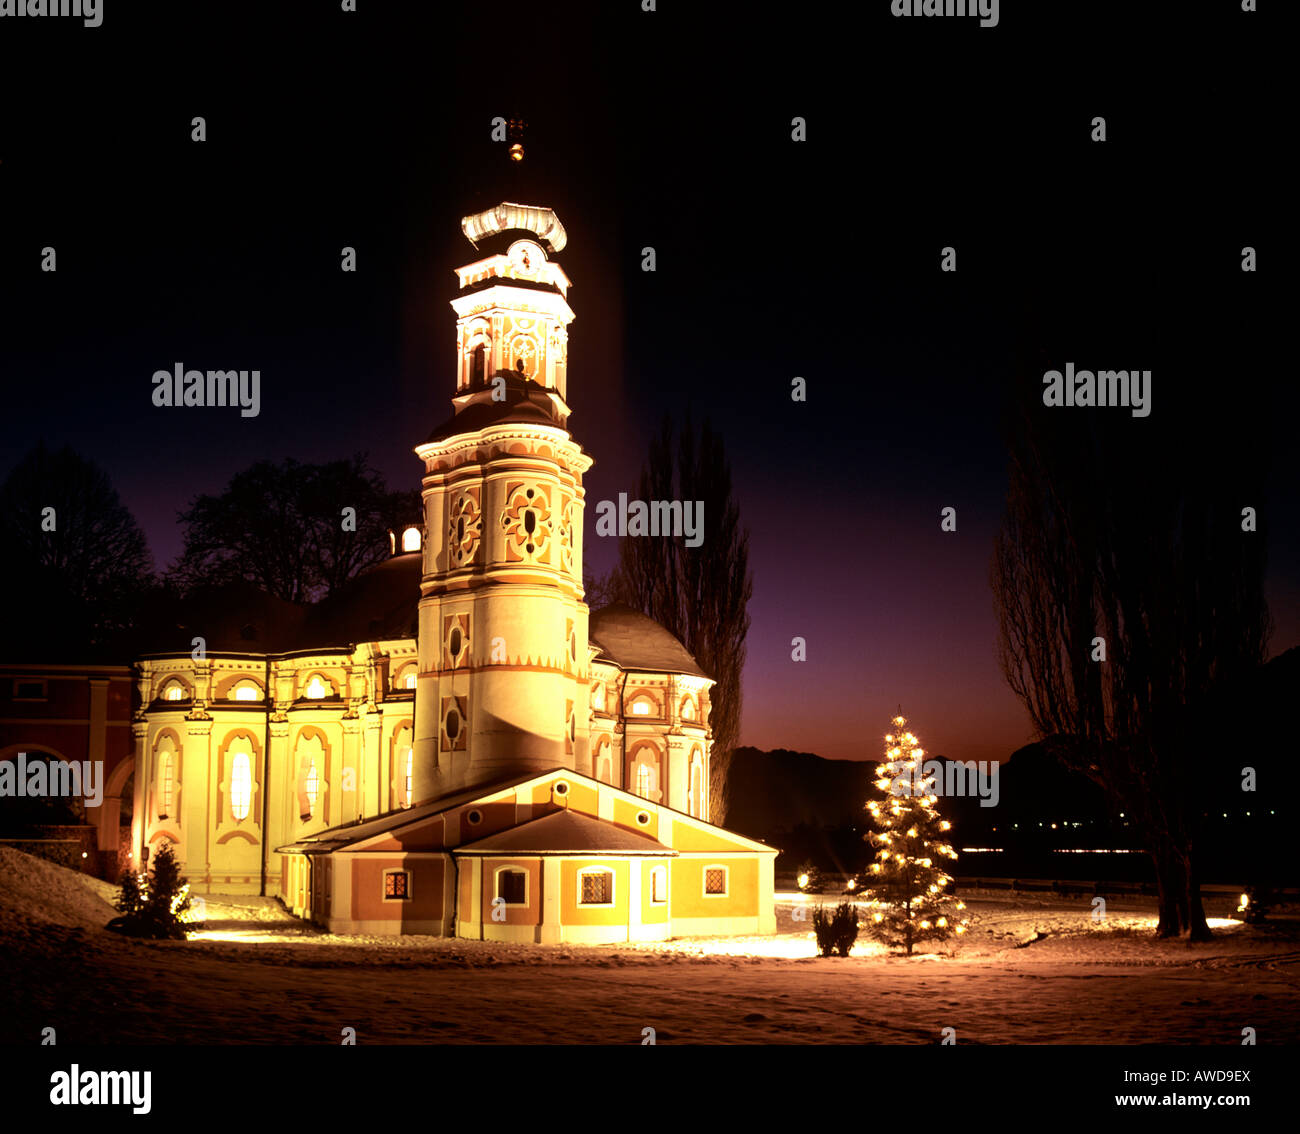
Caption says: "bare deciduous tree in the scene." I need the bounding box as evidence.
[169,455,418,603]
[0,443,154,654]
[993,386,1269,939]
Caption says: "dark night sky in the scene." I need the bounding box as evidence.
[0,2,1291,764]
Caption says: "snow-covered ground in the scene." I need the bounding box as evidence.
[2,848,1296,1044]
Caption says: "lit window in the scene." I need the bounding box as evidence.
[579,870,613,905]
[498,869,526,905]
[401,527,421,553]
[404,749,413,810]
[631,700,651,716]
[232,681,260,701]
[705,867,727,896]
[304,676,327,699]
[635,764,652,799]
[304,759,319,818]
[230,752,252,821]
[164,683,185,701]
[159,753,174,818]
[403,672,417,690]
[591,684,602,710]
[384,871,411,900]
[682,698,695,721]
[651,866,667,904]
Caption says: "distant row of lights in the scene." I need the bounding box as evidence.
[962,848,1141,854]
[987,815,1276,830]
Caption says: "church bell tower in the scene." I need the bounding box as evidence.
[411,175,594,803]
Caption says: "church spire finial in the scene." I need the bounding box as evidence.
[507,117,527,164]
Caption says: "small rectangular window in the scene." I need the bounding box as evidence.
[14,680,46,700]
[384,870,411,900]
[704,867,727,896]
[498,870,526,905]
[580,871,612,905]
[651,867,667,904]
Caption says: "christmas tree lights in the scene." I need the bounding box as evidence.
[858,713,970,955]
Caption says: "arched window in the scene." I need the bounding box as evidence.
[161,680,186,702]
[303,758,319,820]
[393,664,417,691]
[295,734,326,821]
[470,344,486,385]
[230,752,252,821]
[159,752,174,818]
[230,680,261,701]
[689,753,704,819]
[401,526,421,553]
[631,748,661,802]
[628,691,658,718]
[393,724,413,810]
[304,675,328,699]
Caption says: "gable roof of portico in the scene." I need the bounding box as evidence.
[455,808,674,856]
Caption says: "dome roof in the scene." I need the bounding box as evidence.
[588,603,709,680]
[461,201,567,253]
[301,552,421,648]
[141,553,422,656]
[421,377,564,445]
[138,582,310,655]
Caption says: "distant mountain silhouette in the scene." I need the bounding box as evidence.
[722,743,1111,846]
[726,646,1299,882]
[724,748,877,836]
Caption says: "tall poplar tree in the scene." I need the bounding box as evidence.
[610,416,753,823]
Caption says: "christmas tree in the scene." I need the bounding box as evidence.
[108,842,193,940]
[860,713,969,955]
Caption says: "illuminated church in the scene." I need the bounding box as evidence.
[128,187,775,943]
